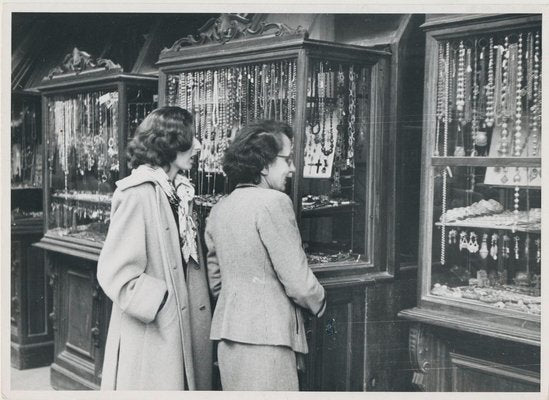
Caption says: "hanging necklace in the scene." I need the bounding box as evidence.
[178,73,186,110]
[485,37,495,128]
[435,42,446,156]
[530,30,541,180]
[471,40,479,155]
[347,65,356,168]
[514,33,524,156]
[440,41,451,266]
[454,41,466,156]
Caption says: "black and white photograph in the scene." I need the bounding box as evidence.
[2,3,547,398]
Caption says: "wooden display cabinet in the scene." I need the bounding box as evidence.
[11,91,53,369]
[399,14,541,392]
[157,14,392,390]
[34,50,157,390]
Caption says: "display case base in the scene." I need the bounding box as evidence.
[11,341,54,370]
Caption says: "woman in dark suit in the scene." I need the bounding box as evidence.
[205,120,326,391]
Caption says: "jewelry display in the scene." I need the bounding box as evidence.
[514,235,520,260]
[11,98,42,188]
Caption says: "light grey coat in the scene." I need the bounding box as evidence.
[97,172,212,390]
[205,186,326,354]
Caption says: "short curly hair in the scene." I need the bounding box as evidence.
[223,120,294,186]
[127,106,194,169]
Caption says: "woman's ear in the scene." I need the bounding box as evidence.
[260,166,269,176]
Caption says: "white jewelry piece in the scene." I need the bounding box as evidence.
[459,231,468,251]
[490,233,499,260]
[468,231,479,253]
[479,233,489,259]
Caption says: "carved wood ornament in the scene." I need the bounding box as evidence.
[162,13,307,53]
[47,47,122,79]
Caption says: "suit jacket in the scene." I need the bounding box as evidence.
[205,186,326,354]
[97,171,212,390]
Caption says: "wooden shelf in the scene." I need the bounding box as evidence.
[301,201,358,218]
[431,157,541,167]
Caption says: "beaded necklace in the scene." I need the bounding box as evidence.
[347,65,356,168]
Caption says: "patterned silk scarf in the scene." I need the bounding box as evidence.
[132,165,198,265]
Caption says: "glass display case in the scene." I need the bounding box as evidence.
[36,60,157,253]
[11,91,43,224]
[159,24,389,270]
[417,15,541,332]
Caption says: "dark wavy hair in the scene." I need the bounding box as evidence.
[127,106,194,169]
[223,120,294,185]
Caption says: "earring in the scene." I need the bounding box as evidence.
[468,231,479,253]
[479,233,489,259]
[502,235,510,259]
[459,231,468,251]
[490,233,499,260]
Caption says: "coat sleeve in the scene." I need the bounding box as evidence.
[97,188,168,324]
[257,193,326,317]
[204,216,221,299]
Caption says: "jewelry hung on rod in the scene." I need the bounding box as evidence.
[535,238,540,264]
[502,234,511,259]
[484,37,495,128]
[347,65,356,168]
[514,235,520,260]
[529,30,541,180]
[514,33,524,156]
[459,231,468,251]
[448,229,458,245]
[513,168,520,233]
[468,231,479,253]
[479,233,489,259]
[454,41,466,156]
[490,233,499,259]
[499,36,510,184]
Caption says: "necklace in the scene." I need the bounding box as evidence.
[347,65,356,168]
[485,37,495,128]
[514,33,524,156]
[471,40,479,155]
[435,43,446,156]
[530,30,541,179]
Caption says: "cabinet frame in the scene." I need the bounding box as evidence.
[405,13,542,346]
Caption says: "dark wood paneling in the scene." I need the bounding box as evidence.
[11,228,53,370]
[302,284,365,391]
[49,253,110,390]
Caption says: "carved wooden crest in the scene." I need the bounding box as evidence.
[47,47,122,79]
[162,13,307,53]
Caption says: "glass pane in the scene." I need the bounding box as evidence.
[166,59,298,219]
[433,29,541,158]
[11,95,43,221]
[300,60,370,265]
[431,165,541,315]
[46,90,119,243]
[127,86,157,139]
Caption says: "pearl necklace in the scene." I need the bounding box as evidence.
[485,37,495,127]
[514,33,524,156]
[441,41,451,266]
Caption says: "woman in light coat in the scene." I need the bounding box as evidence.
[205,120,326,391]
[97,106,212,390]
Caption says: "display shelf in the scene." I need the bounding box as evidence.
[158,18,390,270]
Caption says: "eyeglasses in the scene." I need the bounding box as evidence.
[276,154,294,166]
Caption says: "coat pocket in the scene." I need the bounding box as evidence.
[155,291,178,328]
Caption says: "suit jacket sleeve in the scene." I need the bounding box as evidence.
[204,216,221,299]
[257,193,326,317]
[97,188,168,324]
